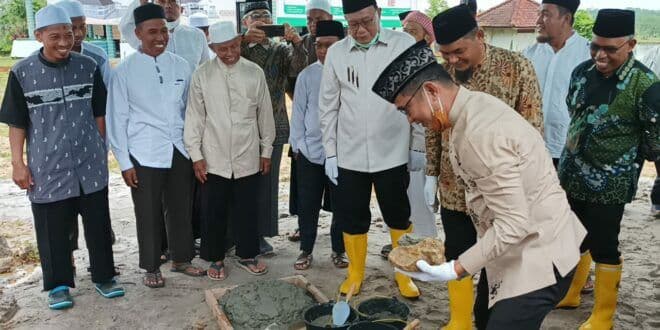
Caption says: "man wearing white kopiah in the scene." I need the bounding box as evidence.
[108,3,205,288]
[318,0,423,298]
[119,0,209,72]
[184,21,275,278]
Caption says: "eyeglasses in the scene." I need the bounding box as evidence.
[397,83,424,115]
[246,12,271,20]
[347,14,376,32]
[589,40,629,55]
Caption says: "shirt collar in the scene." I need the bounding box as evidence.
[137,48,167,62]
[350,28,389,51]
[38,48,71,68]
[449,86,470,125]
[215,56,242,71]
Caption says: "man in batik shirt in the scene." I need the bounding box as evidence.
[424,5,544,329]
[557,9,659,330]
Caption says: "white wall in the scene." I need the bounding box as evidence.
[483,28,537,52]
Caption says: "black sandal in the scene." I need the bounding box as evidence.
[288,229,301,242]
[294,252,313,270]
[207,262,226,281]
[331,252,348,268]
[143,271,165,288]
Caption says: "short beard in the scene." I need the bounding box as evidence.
[537,35,551,44]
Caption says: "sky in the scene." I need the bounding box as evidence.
[422,0,660,11]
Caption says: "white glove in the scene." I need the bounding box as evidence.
[424,175,438,212]
[325,156,338,185]
[395,260,458,282]
[408,150,425,172]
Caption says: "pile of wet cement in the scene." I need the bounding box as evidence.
[221,280,315,330]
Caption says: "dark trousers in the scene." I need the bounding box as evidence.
[32,187,115,291]
[296,154,344,254]
[200,173,259,260]
[440,207,478,260]
[334,165,411,234]
[289,149,298,216]
[475,267,574,330]
[256,144,283,237]
[568,198,624,265]
[191,180,202,240]
[652,160,660,205]
[130,148,194,272]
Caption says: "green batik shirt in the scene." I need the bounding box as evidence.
[558,55,660,204]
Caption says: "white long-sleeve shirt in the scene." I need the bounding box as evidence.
[523,32,590,158]
[290,61,325,165]
[319,28,422,173]
[108,51,192,171]
[119,0,209,73]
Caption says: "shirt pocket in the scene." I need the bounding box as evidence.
[167,79,187,105]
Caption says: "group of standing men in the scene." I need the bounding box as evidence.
[0,0,658,329]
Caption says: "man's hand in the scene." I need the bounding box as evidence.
[193,159,208,183]
[122,168,139,188]
[260,157,272,175]
[395,260,459,282]
[244,21,266,44]
[325,156,338,185]
[408,150,425,172]
[12,162,33,190]
[424,175,438,212]
[283,23,302,44]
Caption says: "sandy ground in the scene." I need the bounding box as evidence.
[0,163,659,329]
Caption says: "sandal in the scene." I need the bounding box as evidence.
[288,229,301,242]
[207,262,226,281]
[331,252,349,269]
[48,286,74,310]
[294,252,313,270]
[581,274,594,294]
[171,262,206,277]
[95,279,125,299]
[143,271,165,288]
[237,258,268,276]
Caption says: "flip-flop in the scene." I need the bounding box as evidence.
[331,252,349,268]
[294,252,313,270]
[170,262,206,277]
[48,286,73,310]
[288,229,301,242]
[95,279,125,299]
[237,259,268,276]
[207,262,226,281]
[143,271,165,288]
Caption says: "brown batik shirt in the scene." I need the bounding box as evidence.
[426,44,544,212]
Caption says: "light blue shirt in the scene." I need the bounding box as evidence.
[82,41,111,87]
[108,51,191,171]
[289,61,325,165]
[523,32,590,158]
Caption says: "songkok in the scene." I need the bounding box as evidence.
[542,0,579,14]
[398,10,412,21]
[403,11,435,43]
[460,0,478,15]
[593,9,635,38]
[134,3,165,26]
[307,0,332,15]
[316,20,344,39]
[244,1,270,15]
[209,21,237,44]
[372,41,438,103]
[342,0,376,15]
[189,12,209,28]
[35,5,71,30]
[56,0,85,18]
[432,5,477,45]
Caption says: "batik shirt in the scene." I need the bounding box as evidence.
[241,39,307,145]
[558,56,660,204]
[0,51,108,204]
[426,44,544,212]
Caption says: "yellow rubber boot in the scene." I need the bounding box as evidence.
[339,233,367,295]
[557,252,593,309]
[441,276,474,330]
[579,262,622,330]
[390,226,421,298]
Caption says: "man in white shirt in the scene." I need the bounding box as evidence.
[523,0,590,166]
[108,3,205,288]
[119,0,209,73]
[184,21,275,278]
[289,20,348,271]
[319,0,424,298]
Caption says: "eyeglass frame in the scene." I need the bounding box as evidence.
[589,39,631,55]
[346,13,378,33]
[397,82,424,115]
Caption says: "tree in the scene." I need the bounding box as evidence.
[574,10,595,40]
[426,0,448,19]
[0,0,46,54]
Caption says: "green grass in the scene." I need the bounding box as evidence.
[0,56,17,68]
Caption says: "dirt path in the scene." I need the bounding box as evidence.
[0,174,658,329]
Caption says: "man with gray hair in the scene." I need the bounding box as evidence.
[184,21,275,279]
[0,4,123,310]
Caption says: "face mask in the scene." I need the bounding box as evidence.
[423,88,450,131]
[354,32,380,49]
